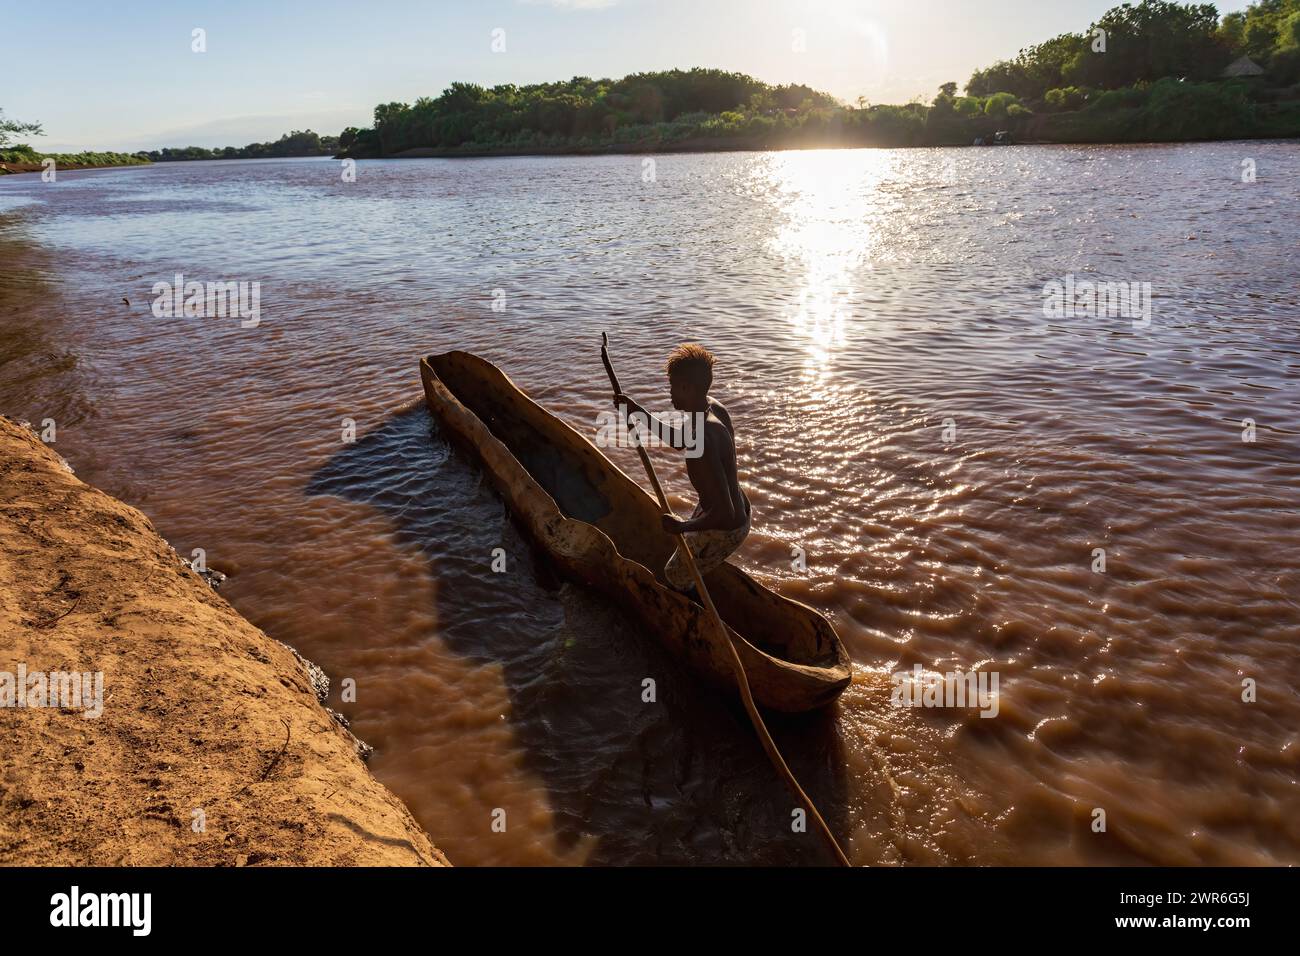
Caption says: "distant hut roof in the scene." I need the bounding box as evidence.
[1222,55,1265,77]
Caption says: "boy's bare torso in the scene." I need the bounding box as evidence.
[686,401,749,531]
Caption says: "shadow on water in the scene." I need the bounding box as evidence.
[306,402,851,865]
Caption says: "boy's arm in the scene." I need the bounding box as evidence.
[613,393,691,448]
[709,399,734,437]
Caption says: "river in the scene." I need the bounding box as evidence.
[1,143,1297,865]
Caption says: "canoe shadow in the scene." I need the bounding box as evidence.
[307,403,850,865]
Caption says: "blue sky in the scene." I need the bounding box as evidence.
[2,0,1255,151]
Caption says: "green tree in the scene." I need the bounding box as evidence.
[0,108,43,149]
[1064,1,1229,89]
[983,92,1021,116]
[968,34,1086,99]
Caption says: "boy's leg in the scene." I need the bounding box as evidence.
[662,533,700,592]
[662,521,750,593]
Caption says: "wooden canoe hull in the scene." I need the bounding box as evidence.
[420,351,852,712]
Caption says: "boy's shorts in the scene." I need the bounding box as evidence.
[663,510,751,591]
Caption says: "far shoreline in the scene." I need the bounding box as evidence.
[364,132,1300,160]
[4,133,1297,179]
[0,160,151,176]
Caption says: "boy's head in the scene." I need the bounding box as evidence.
[666,343,714,411]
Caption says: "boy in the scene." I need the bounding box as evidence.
[616,343,751,594]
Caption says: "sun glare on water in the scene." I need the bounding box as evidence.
[746,149,900,386]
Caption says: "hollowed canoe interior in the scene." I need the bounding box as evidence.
[430,352,839,668]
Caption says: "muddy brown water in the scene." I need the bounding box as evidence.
[2,145,1297,865]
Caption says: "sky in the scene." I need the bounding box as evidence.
[2,0,1256,152]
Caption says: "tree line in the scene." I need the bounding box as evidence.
[338,68,842,156]
[333,1,1299,156]
[966,0,1300,100]
[6,0,1300,169]
[140,129,340,162]
[1,118,339,169]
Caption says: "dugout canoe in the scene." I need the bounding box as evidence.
[420,351,853,712]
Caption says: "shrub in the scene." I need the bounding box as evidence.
[983,92,1021,116]
[1140,77,1255,139]
[1088,85,1150,112]
[1044,86,1088,111]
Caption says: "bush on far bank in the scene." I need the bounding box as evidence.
[0,145,150,168]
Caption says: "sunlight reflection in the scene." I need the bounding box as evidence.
[744,149,899,384]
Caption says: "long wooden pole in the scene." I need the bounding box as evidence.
[600,333,852,867]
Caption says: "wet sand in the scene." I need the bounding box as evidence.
[0,417,447,866]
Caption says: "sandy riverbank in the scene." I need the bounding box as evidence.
[0,417,448,866]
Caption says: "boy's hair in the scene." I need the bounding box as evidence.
[666,343,714,391]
